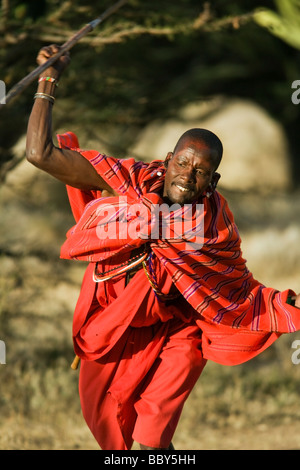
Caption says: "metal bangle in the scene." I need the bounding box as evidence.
[34,92,55,104]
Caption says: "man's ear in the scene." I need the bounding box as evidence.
[211,172,221,190]
[164,151,173,168]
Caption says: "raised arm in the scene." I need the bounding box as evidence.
[26,44,116,194]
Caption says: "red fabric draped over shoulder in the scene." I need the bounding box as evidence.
[57,131,300,366]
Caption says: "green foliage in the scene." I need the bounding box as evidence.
[254,0,300,49]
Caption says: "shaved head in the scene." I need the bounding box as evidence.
[173,128,223,170]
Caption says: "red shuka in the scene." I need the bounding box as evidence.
[57,131,299,449]
[58,131,300,364]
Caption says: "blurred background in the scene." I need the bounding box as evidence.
[0,0,300,450]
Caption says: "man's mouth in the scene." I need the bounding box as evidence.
[174,183,193,193]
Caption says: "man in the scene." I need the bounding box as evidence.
[26,45,300,450]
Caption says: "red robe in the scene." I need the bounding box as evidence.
[57,131,299,449]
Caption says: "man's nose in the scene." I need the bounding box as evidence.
[181,167,196,182]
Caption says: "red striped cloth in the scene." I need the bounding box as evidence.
[58,131,300,365]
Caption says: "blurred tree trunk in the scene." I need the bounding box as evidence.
[1,0,9,27]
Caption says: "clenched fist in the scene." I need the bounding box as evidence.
[36,44,70,80]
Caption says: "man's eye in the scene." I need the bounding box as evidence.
[196,169,208,177]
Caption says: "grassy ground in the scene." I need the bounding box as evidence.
[1,161,300,450]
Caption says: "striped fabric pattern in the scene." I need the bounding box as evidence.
[58,132,300,343]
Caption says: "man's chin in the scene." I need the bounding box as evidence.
[166,193,196,206]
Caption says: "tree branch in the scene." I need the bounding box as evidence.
[2,9,255,49]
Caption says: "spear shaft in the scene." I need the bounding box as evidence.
[4,0,128,105]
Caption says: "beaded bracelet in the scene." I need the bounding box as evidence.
[38,76,59,86]
[34,92,55,105]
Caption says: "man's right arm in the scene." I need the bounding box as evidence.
[26,45,117,195]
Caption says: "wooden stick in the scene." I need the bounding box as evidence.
[70,355,81,370]
[4,0,128,105]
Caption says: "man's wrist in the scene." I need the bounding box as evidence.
[36,73,58,98]
[39,66,60,81]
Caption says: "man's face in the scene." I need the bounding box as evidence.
[163,140,219,205]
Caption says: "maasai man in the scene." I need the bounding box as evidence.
[26,45,300,450]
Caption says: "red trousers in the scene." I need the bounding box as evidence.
[79,317,206,450]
